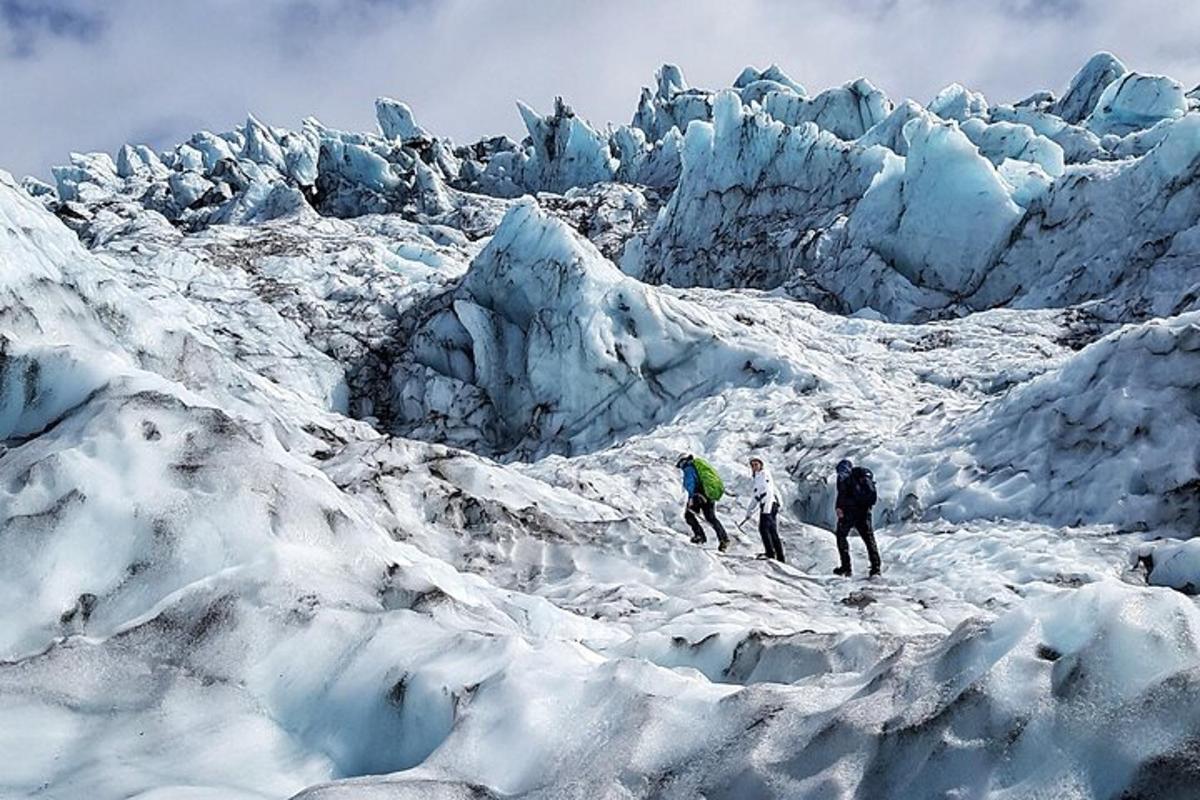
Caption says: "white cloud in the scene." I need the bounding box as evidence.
[2,0,1198,179]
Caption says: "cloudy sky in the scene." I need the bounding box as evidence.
[2,0,1198,179]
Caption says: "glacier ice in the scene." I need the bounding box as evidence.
[1086,71,1188,136]
[855,115,1024,295]
[376,97,430,142]
[4,50,1200,800]
[928,82,989,122]
[1053,51,1127,124]
[762,77,892,141]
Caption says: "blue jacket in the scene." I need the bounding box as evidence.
[681,463,699,496]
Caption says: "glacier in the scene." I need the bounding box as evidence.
[2,51,1200,800]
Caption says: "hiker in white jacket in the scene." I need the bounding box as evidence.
[743,456,785,562]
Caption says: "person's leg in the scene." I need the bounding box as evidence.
[685,498,706,543]
[765,504,785,563]
[701,497,729,544]
[758,510,774,558]
[834,517,853,573]
[855,513,881,573]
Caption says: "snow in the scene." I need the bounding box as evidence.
[4,52,1200,800]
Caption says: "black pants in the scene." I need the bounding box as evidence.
[759,503,785,562]
[685,494,728,544]
[836,511,881,572]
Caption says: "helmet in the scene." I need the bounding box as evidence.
[748,455,764,468]
[675,454,693,469]
[836,459,853,477]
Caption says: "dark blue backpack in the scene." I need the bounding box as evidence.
[850,466,877,507]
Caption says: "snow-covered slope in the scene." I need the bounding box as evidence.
[4,52,1200,800]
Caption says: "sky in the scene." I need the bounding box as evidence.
[2,0,1199,179]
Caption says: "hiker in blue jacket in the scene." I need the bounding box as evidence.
[676,454,730,552]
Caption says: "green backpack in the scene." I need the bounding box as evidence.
[692,457,725,501]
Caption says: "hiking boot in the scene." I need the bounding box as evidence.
[868,566,881,578]
[717,540,729,553]
[690,534,706,545]
[833,566,852,577]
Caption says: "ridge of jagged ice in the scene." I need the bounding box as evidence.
[31,52,1200,324]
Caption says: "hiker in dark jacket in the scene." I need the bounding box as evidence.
[834,459,881,577]
[677,454,730,552]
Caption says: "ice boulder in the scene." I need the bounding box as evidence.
[960,118,1066,177]
[762,78,892,141]
[988,104,1107,164]
[858,100,927,156]
[928,82,989,121]
[611,124,683,189]
[1087,72,1187,136]
[115,143,169,179]
[241,114,288,173]
[1138,539,1200,593]
[733,63,806,104]
[168,170,214,209]
[376,97,429,141]
[396,200,793,455]
[853,116,1023,295]
[1054,51,1128,124]
[51,151,121,203]
[970,113,1200,317]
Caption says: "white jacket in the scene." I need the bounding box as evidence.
[746,468,781,516]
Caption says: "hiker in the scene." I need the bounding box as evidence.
[676,454,730,552]
[743,456,784,563]
[833,459,881,577]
